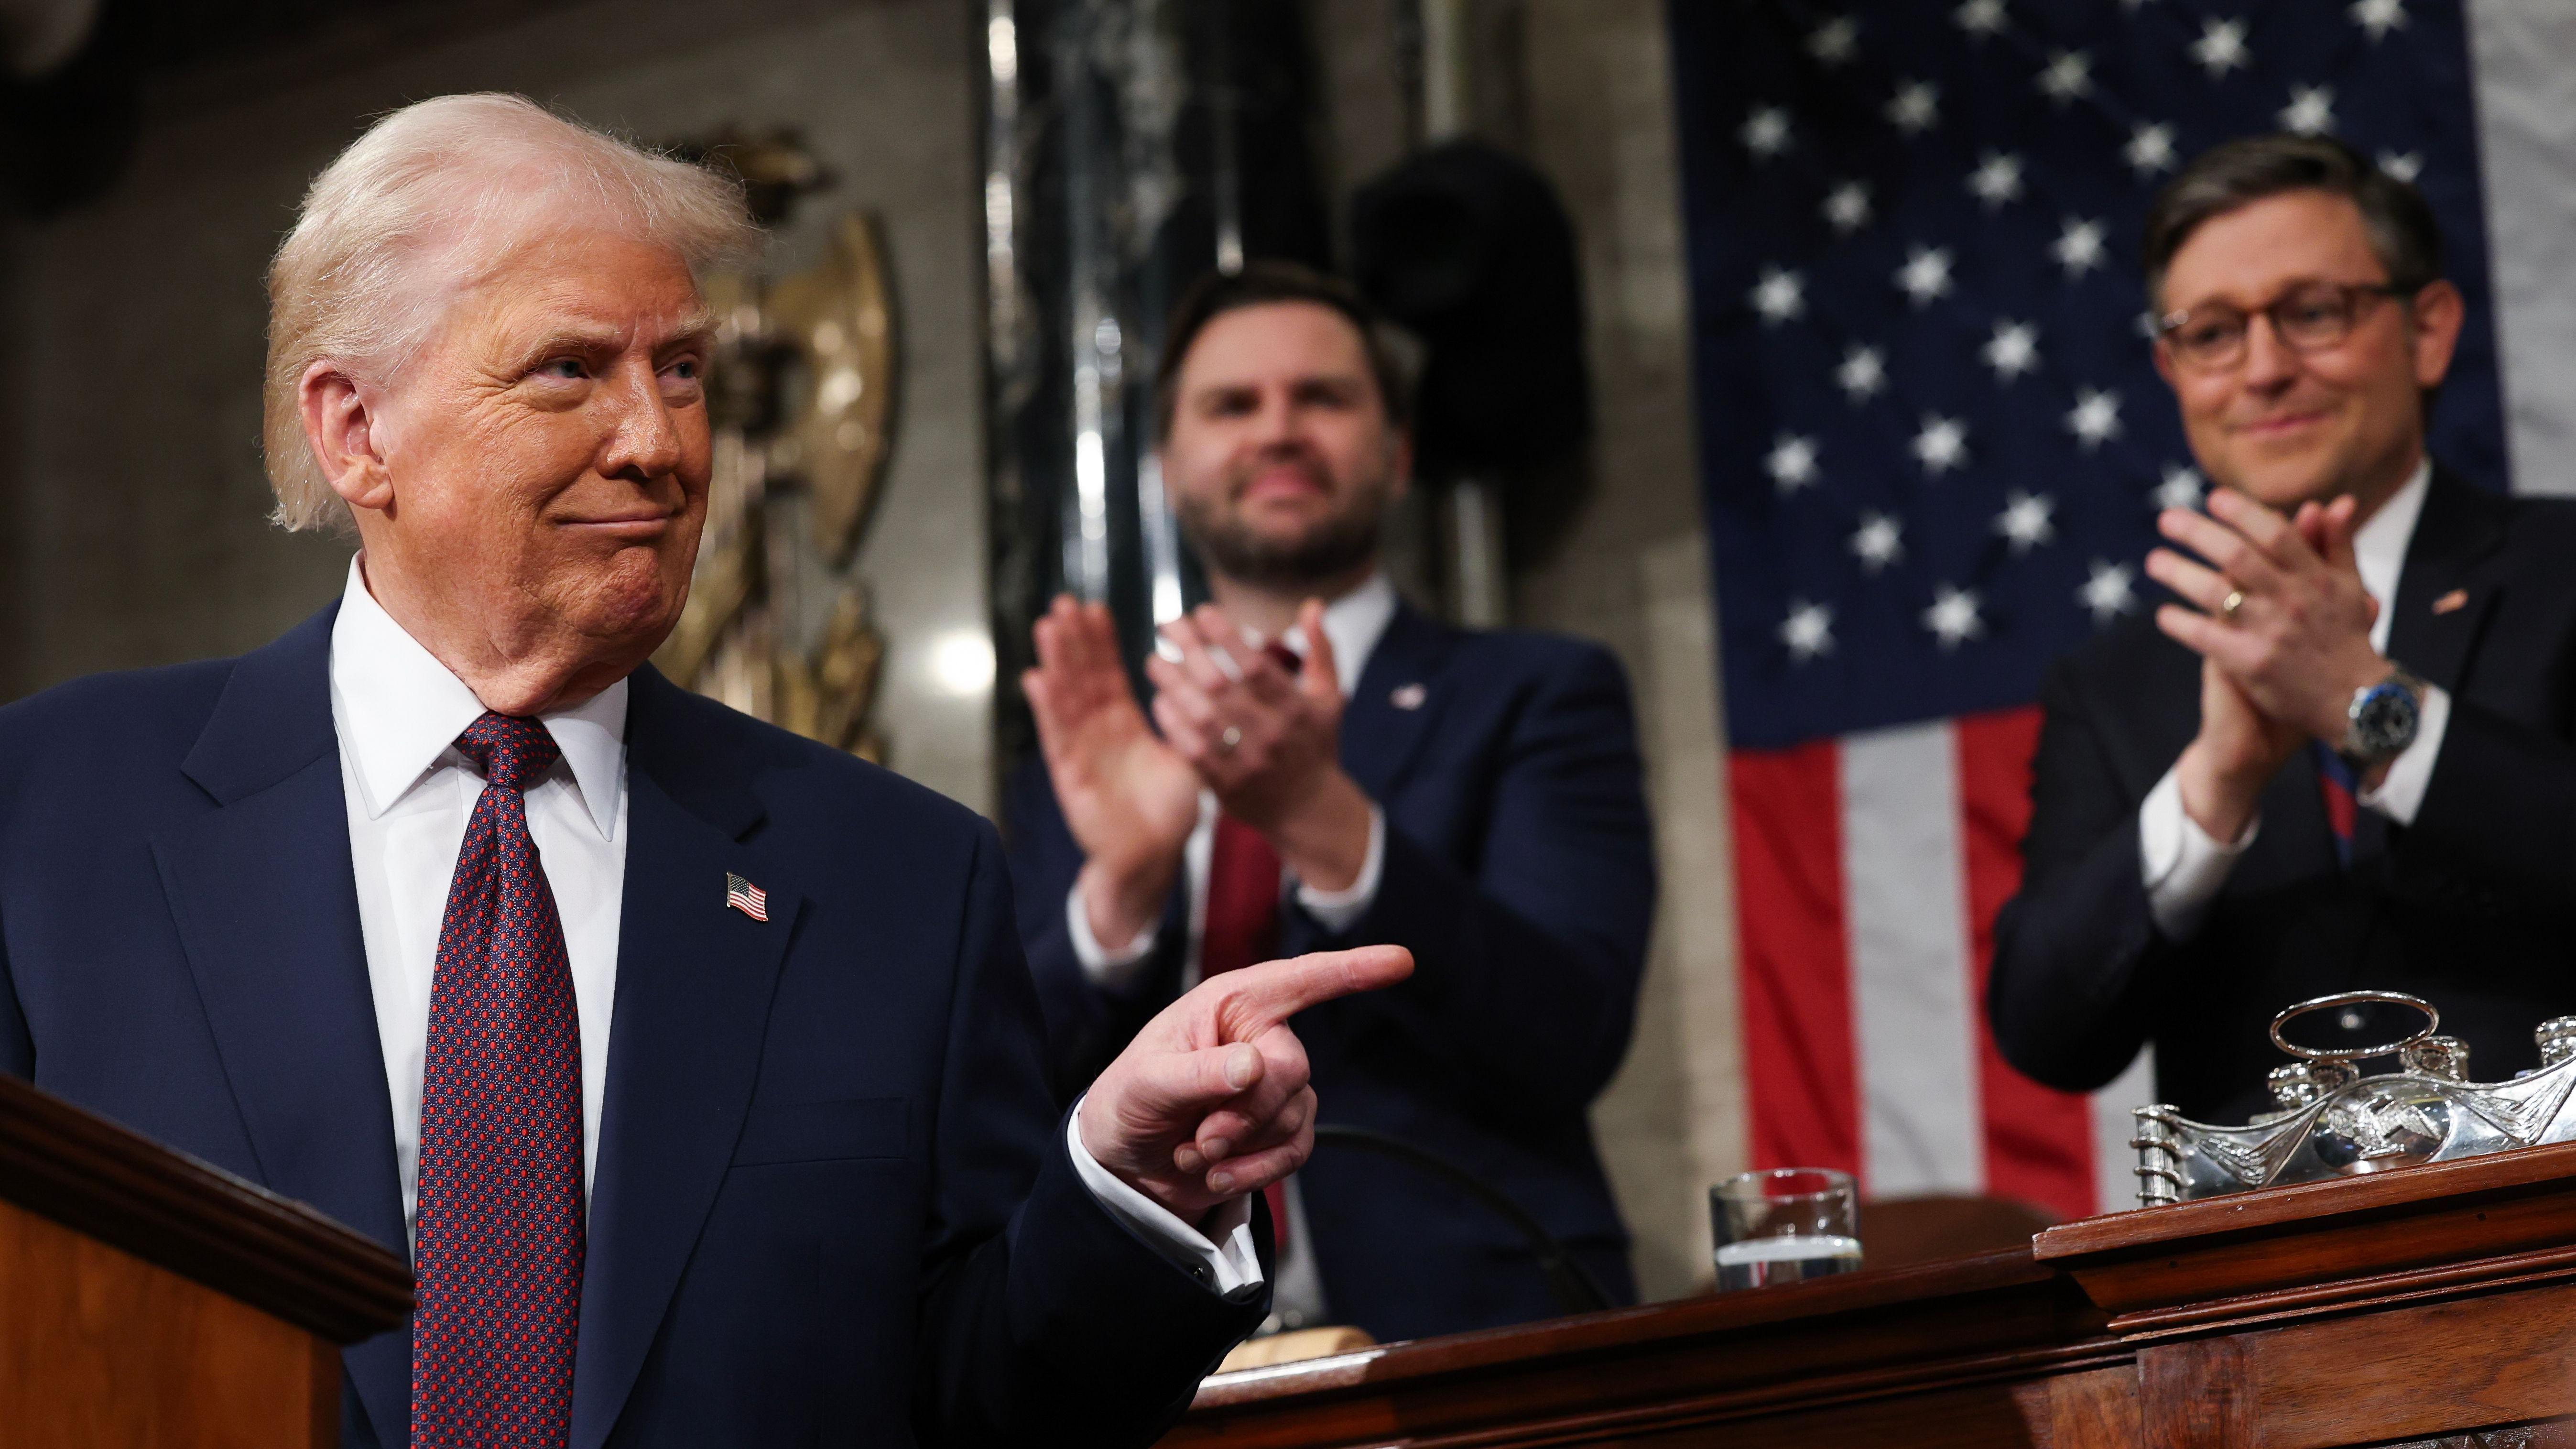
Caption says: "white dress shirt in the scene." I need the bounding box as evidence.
[327,556,1260,1295]
[2141,460,2453,938]
[1059,572,1402,1329]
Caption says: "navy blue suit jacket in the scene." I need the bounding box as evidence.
[1991,473,2576,1123]
[1006,602,1654,1343]
[0,605,1264,1449]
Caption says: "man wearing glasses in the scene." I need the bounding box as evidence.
[1989,134,2576,1126]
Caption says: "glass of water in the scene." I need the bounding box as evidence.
[1710,1167,1862,1291]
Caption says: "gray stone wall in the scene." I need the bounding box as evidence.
[1517,0,1738,1306]
[1,0,993,813]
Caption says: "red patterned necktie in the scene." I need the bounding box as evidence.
[2314,741,2358,869]
[1198,637,1310,1258]
[1203,812,1293,1258]
[413,712,583,1449]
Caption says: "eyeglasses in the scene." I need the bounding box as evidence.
[2155,281,2414,372]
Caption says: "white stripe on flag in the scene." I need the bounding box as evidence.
[2088,1046,2159,1215]
[1841,721,1983,1197]
[2467,0,2576,498]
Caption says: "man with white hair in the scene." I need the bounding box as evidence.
[0,94,1407,1449]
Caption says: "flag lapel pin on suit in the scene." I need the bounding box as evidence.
[725,872,770,922]
[2433,588,2470,615]
[1391,683,1427,710]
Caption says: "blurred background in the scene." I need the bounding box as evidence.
[3,0,2572,1303]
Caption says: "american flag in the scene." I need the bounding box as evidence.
[726,872,770,923]
[1667,0,2509,1218]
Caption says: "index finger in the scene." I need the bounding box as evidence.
[1211,945,1414,1036]
[2159,507,2286,593]
[2205,486,2317,569]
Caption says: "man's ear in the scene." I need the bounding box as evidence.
[2409,279,2466,391]
[298,360,394,513]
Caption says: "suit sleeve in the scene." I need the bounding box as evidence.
[0,895,25,1079]
[1304,644,1654,1111]
[913,820,1263,1449]
[2394,697,2576,911]
[1986,656,2173,1094]
[1001,759,1184,1102]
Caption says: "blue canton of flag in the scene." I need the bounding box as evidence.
[1670,0,2506,751]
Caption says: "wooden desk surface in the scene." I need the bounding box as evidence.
[1169,1142,2576,1448]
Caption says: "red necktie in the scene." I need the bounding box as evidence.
[413,713,583,1449]
[2314,742,2357,869]
[1202,812,1293,1257]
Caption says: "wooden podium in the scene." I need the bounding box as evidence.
[0,1074,410,1449]
[1165,1142,2576,1448]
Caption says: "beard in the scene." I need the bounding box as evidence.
[1174,450,1394,591]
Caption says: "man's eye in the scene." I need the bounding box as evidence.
[2181,319,2239,350]
[540,358,588,380]
[667,358,702,382]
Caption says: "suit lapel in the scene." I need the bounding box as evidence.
[2353,469,2509,868]
[2385,468,2510,696]
[571,671,799,1449]
[1340,603,1457,798]
[149,606,414,1445]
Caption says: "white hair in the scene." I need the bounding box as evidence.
[261,93,761,532]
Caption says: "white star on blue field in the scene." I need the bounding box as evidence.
[1669,0,2509,747]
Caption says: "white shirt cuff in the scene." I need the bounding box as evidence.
[1066,881,1160,992]
[1293,806,1385,934]
[1065,1096,1266,1296]
[2140,764,2256,941]
[2355,682,2450,828]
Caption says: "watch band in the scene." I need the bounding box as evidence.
[2340,666,2426,765]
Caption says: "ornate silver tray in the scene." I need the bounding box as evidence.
[2132,991,2576,1206]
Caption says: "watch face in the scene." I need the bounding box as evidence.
[2354,682,2421,755]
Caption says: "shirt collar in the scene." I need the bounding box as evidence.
[1283,573,1400,696]
[327,555,628,839]
[2353,457,2432,622]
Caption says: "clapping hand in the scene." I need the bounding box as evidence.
[1079,944,1413,1222]
[2149,489,2387,837]
[2149,488,2385,743]
[1144,601,1376,893]
[1024,596,1203,951]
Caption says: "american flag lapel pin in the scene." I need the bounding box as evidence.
[1390,682,1427,710]
[725,872,770,922]
[2433,588,2469,616]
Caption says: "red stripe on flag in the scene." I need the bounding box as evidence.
[1730,742,1859,1177]
[1954,706,2097,1219]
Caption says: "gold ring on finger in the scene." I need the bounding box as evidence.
[2219,588,2246,623]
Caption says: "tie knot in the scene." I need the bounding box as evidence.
[453,711,561,793]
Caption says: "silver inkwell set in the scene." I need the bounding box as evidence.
[2133,990,2576,1206]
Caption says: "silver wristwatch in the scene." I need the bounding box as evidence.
[2339,665,2427,766]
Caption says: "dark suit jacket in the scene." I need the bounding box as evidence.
[1989,471,2576,1124]
[0,605,1265,1449]
[1005,602,1656,1344]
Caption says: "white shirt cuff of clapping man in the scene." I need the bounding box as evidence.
[1290,805,1384,934]
[1065,1097,1265,1296]
[1065,805,1389,983]
[1067,879,1162,991]
[2355,683,2451,828]
[2138,765,2256,942]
